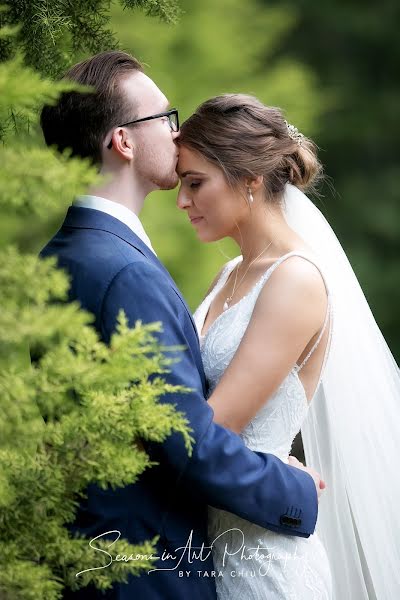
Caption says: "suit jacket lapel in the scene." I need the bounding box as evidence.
[63,206,200,338]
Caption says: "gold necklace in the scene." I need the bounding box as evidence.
[223,241,273,311]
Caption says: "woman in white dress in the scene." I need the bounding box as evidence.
[176,94,400,599]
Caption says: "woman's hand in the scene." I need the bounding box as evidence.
[288,455,326,500]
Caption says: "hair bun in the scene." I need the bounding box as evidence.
[285,138,323,191]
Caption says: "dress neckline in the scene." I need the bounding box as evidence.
[197,250,331,407]
[200,250,304,340]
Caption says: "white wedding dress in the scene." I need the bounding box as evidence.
[194,251,333,600]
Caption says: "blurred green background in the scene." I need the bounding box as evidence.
[3,0,399,359]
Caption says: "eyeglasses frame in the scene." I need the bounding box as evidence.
[106,108,179,149]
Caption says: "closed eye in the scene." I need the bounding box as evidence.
[190,181,201,189]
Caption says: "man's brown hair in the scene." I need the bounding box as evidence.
[40,51,143,164]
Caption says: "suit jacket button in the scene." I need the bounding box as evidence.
[280,515,302,527]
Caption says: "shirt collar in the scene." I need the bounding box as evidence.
[74,195,156,255]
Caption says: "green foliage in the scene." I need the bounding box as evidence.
[110,0,332,310]
[0,249,193,599]
[0,534,156,600]
[110,0,400,361]
[0,144,100,217]
[123,0,181,23]
[0,0,335,315]
[0,0,182,246]
[1,0,396,594]
[0,2,196,597]
[0,52,98,222]
[0,0,180,78]
[0,53,86,139]
[263,0,400,359]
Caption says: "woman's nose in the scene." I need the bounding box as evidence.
[177,188,191,210]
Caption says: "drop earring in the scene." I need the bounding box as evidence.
[248,187,254,203]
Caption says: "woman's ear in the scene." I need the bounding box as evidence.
[245,174,263,193]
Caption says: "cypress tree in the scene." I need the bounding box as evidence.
[0,3,192,598]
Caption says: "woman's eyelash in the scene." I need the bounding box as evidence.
[190,181,201,188]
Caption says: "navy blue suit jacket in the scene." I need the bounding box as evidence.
[41,206,318,600]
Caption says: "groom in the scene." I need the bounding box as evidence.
[40,51,322,600]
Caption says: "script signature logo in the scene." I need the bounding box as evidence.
[76,528,302,578]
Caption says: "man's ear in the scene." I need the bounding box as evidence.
[107,128,135,161]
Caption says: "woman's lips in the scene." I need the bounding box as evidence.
[190,217,203,225]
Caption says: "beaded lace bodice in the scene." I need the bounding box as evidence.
[194,251,330,462]
[193,252,333,600]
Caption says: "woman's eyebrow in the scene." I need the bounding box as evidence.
[180,170,205,177]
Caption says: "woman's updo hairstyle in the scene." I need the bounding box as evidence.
[179,94,323,202]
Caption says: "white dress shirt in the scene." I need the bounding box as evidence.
[74,195,156,255]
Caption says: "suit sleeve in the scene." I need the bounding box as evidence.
[100,261,318,538]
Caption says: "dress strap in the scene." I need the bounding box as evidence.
[258,251,331,373]
[294,300,331,373]
[193,256,241,337]
[215,256,242,293]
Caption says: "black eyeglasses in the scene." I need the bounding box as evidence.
[107,108,179,149]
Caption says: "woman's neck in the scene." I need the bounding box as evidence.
[231,203,297,264]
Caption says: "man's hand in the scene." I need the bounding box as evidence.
[288,456,326,500]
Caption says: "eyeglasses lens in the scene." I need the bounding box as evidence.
[169,113,178,132]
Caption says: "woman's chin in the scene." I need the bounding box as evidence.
[196,230,221,243]
[191,220,225,243]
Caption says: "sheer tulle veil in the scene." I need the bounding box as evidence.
[283,184,400,599]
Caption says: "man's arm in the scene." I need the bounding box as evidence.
[100,261,318,538]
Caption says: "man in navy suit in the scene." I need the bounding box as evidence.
[40,51,323,599]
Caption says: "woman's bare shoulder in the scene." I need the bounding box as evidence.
[253,253,328,327]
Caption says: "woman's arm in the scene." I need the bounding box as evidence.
[208,256,328,433]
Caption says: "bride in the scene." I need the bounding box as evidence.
[176,94,400,599]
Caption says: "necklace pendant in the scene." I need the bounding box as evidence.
[223,300,230,311]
